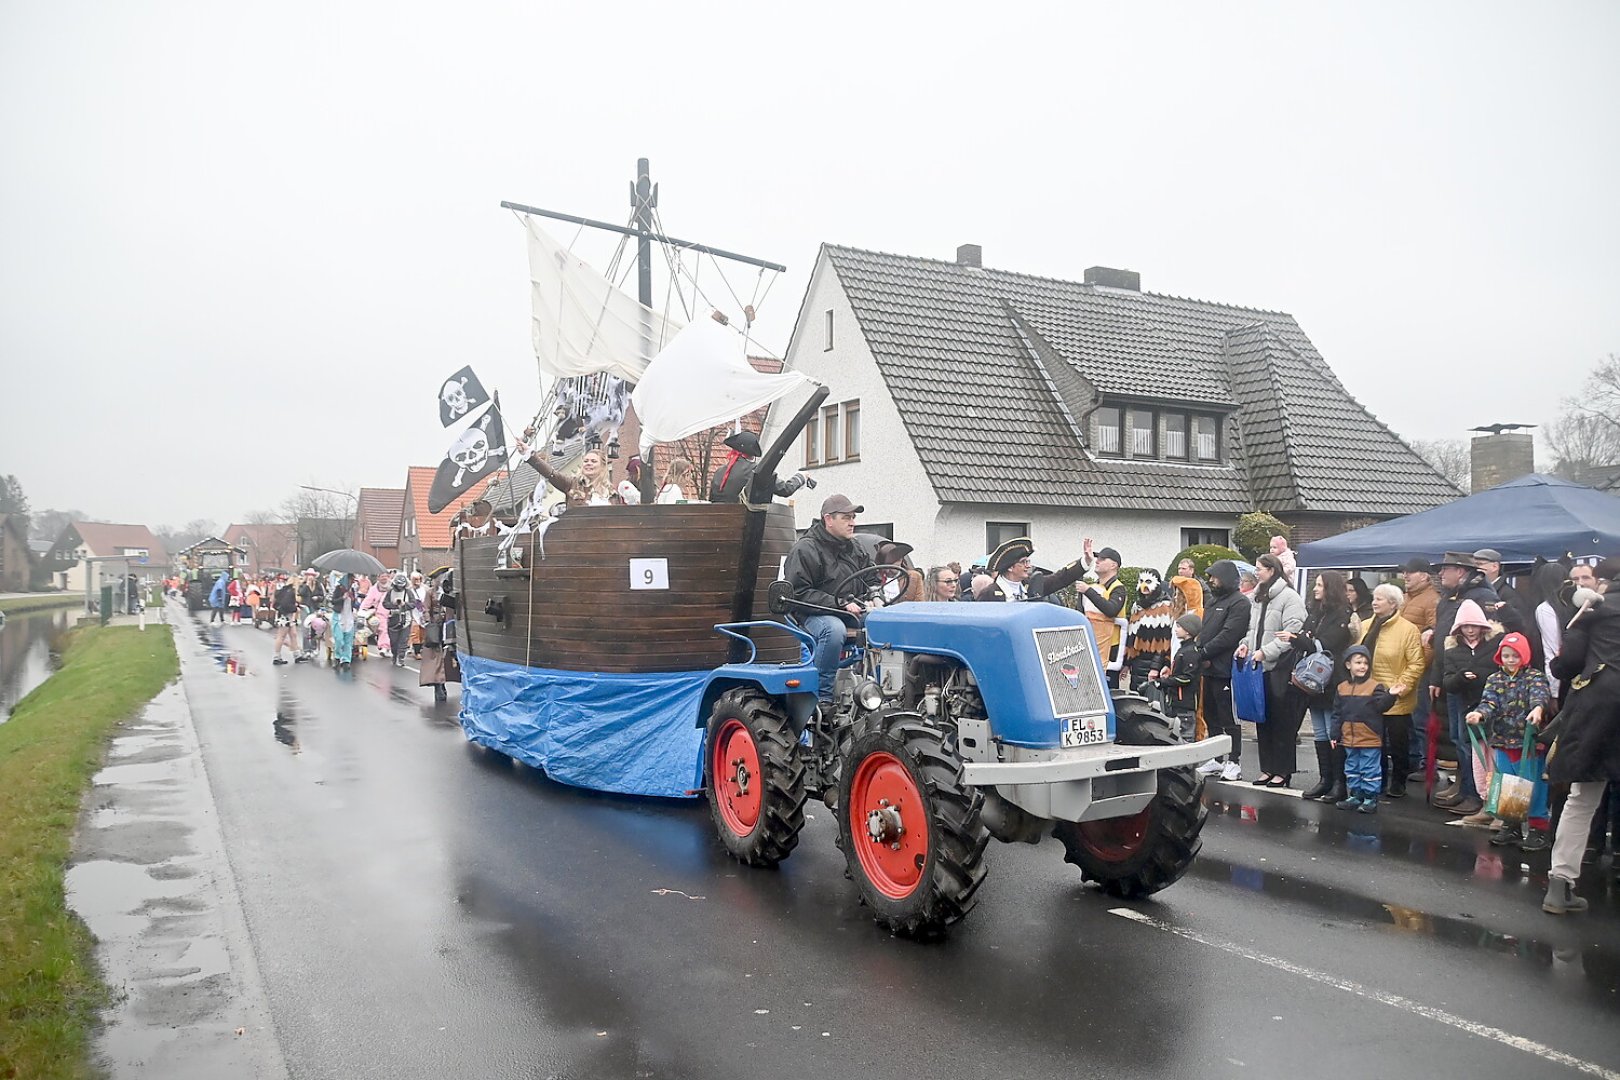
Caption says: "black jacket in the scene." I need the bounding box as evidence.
[1298,603,1354,693]
[1546,601,1620,783]
[273,584,299,615]
[298,581,326,610]
[1432,571,1519,679]
[785,521,874,614]
[709,457,806,504]
[1488,574,1541,666]
[1166,642,1202,714]
[1197,560,1251,680]
[1440,635,1500,710]
[974,560,1086,603]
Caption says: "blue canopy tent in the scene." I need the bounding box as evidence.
[1297,474,1620,569]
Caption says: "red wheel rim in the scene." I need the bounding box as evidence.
[849,751,928,900]
[712,718,763,837]
[1075,806,1152,862]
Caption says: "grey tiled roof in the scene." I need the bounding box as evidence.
[823,245,1460,515]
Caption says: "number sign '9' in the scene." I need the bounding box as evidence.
[629,558,669,590]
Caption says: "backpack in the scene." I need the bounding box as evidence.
[1290,641,1336,696]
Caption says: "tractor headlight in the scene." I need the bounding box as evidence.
[855,679,885,712]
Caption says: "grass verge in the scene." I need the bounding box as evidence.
[0,625,178,1080]
[0,594,84,617]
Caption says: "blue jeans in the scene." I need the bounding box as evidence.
[802,615,847,704]
[1309,704,1332,742]
[1345,746,1382,797]
[1448,694,1478,799]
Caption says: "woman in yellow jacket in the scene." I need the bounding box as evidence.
[1357,582,1428,799]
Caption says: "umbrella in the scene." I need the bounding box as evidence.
[311,548,385,576]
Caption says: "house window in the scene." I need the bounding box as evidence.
[1094,406,1123,457]
[986,521,1030,554]
[1128,408,1156,458]
[824,309,834,351]
[1181,527,1230,549]
[1164,413,1188,460]
[804,420,820,467]
[1193,415,1220,462]
[844,401,860,460]
[822,406,841,464]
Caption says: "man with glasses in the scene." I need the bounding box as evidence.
[784,494,875,706]
[970,537,1087,603]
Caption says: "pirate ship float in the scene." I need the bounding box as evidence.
[451,161,823,796]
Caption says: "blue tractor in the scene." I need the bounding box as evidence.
[698,565,1232,937]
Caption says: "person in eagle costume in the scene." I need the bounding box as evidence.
[1124,568,1177,693]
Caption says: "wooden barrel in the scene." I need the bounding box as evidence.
[456,502,803,674]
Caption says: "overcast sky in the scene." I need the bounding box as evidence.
[3,1,1616,531]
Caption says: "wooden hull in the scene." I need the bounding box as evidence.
[456,503,802,674]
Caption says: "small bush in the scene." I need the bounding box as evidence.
[1166,545,1245,580]
[1234,512,1290,561]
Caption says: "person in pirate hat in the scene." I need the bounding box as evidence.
[708,430,812,504]
[971,536,1087,603]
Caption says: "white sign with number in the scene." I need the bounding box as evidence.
[630,558,669,590]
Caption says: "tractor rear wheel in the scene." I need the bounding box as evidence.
[705,688,806,867]
[836,712,988,938]
[1053,701,1208,899]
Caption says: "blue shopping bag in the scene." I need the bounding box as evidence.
[1232,657,1268,724]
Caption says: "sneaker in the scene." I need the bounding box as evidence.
[1519,830,1550,853]
[294,655,311,664]
[1220,761,1244,782]
[273,657,288,666]
[1489,826,1519,847]
[1336,795,1362,811]
[1357,797,1378,814]
[1196,760,1223,776]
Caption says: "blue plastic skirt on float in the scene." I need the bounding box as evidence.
[457,652,708,798]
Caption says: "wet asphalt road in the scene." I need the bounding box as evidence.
[177,615,1620,1080]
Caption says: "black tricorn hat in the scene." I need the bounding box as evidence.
[988,537,1035,575]
[723,430,762,457]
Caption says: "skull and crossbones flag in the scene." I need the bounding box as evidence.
[438,366,491,428]
[428,407,505,513]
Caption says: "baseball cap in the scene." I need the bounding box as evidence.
[820,494,864,516]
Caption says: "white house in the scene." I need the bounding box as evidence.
[761,244,1458,573]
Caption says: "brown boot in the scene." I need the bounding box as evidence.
[1461,808,1494,825]
[1447,795,1483,815]
[1433,781,1461,805]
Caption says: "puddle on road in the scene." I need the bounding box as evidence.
[193,626,249,676]
[66,859,197,940]
[93,760,181,786]
[273,701,301,754]
[1191,852,1620,976]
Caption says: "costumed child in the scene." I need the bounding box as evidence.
[360,572,391,657]
[1123,569,1175,695]
[1465,632,1552,850]
[1161,613,1203,741]
[1330,645,1397,813]
[1437,599,1501,819]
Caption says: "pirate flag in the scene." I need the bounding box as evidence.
[428,408,505,514]
[438,365,491,427]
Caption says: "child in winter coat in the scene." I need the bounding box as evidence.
[1438,598,1502,819]
[1160,614,1203,741]
[1331,645,1397,813]
[1466,632,1552,850]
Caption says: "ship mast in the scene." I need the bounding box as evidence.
[501,159,787,502]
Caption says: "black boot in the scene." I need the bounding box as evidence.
[1384,717,1409,798]
[1326,745,1347,803]
[433,684,448,702]
[1302,742,1334,800]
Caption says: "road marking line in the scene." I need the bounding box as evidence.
[1108,907,1620,1079]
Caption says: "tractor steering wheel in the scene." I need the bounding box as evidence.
[835,564,910,607]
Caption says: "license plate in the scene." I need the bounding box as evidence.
[1061,715,1108,748]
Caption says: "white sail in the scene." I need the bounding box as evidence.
[527,218,680,384]
[631,316,814,451]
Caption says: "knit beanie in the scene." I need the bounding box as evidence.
[1175,613,1202,636]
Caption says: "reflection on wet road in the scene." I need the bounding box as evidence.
[176,614,1620,1080]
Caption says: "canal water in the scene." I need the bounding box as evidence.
[1,606,75,721]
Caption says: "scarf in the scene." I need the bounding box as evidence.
[716,449,745,494]
[1363,611,1393,658]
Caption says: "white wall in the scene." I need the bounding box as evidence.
[934,504,1236,575]
[764,255,942,547]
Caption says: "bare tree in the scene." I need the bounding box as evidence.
[1542,356,1620,482]
[29,507,85,542]
[241,508,297,572]
[1409,438,1471,493]
[281,487,356,566]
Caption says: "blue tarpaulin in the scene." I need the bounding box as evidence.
[1297,474,1620,569]
[458,652,707,798]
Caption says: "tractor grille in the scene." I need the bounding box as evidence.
[1032,627,1109,719]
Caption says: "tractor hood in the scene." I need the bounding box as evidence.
[864,602,1114,749]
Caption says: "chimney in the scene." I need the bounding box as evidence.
[1470,428,1535,492]
[1084,266,1141,291]
[955,243,982,268]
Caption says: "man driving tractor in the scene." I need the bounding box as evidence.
[784,493,875,706]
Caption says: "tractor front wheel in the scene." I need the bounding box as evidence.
[836,712,988,938]
[1053,703,1208,899]
[705,688,807,867]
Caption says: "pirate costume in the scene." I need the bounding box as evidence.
[975,538,1086,603]
[708,431,808,504]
